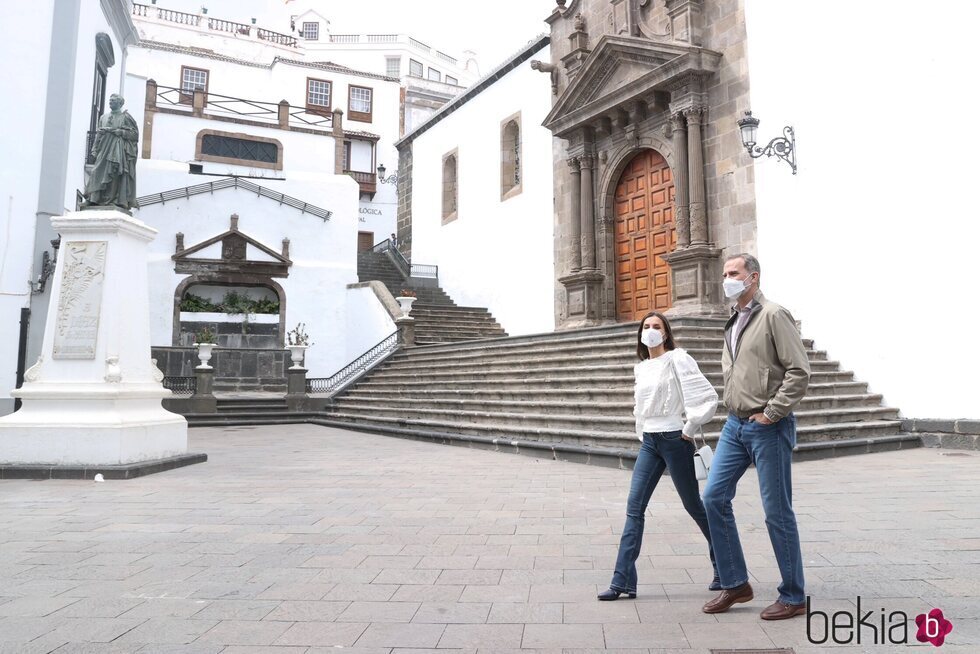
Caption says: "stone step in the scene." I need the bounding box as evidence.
[411,315,503,327]
[326,402,900,432]
[319,411,905,448]
[185,412,318,427]
[335,392,888,416]
[363,365,856,385]
[411,307,491,317]
[384,349,831,372]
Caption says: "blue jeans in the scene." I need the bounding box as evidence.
[610,430,718,594]
[702,413,805,604]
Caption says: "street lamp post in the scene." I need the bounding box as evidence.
[737,111,797,174]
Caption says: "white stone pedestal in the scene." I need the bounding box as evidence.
[0,209,189,467]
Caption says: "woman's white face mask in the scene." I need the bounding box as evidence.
[641,327,665,348]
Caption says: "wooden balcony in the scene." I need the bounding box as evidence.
[346,170,377,197]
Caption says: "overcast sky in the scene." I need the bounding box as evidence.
[159,0,554,73]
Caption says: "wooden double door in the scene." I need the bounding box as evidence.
[614,149,676,321]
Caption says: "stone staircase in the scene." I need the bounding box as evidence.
[357,250,507,344]
[320,320,920,461]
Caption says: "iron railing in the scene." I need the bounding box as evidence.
[136,177,333,221]
[163,376,197,396]
[410,264,438,279]
[370,239,439,282]
[257,28,298,47]
[306,331,398,395]
[154,85,333,131]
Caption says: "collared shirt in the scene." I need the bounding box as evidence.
[728,299,757,355]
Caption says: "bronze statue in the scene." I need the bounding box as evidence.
[83,94,138,212]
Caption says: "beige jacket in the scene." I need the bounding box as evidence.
[722,291,810,422]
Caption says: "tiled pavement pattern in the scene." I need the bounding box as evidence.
[0,423,977,653]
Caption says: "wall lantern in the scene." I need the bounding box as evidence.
[737,110,796,174]
[376,163,397,185]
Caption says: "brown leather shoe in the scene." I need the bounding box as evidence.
[760,599,806,620]
[701,582,754,613]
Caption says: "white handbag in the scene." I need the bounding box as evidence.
[692,430,714,481]
[670,355,714,481]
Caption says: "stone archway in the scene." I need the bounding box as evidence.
[613,149,676,321]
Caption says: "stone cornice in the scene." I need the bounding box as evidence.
[542,35,721,138]
[101,0,140,47]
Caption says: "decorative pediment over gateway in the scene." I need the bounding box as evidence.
[173,214,292,278]
[543,35,721,138]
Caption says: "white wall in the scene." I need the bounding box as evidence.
[136,161,360,377]
[344,286,396,367]
[409,44,555,336]
[745,0,980,419]
[0,2,56,413]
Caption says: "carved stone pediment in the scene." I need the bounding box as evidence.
[173,216,291,278]
[543,35,721,138]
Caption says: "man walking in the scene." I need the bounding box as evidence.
[701,253,811,620]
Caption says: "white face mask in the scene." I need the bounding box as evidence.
[641,328,665,348]
[723,274,755,300]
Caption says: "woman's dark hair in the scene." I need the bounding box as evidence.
[636,311,676,360]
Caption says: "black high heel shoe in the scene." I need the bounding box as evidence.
[597,588,636,601]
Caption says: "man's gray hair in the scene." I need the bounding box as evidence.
[726,252,761,275]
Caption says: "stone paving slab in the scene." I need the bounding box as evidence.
[0,423,976,652]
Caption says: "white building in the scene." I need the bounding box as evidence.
[130,1,478,135]
[396,36,555,337]
[744,1,980,420]
[0,0,138,416]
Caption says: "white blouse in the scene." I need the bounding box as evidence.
[633,348,718,440]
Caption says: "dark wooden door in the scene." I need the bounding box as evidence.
[614,150,676,320]
[357,231,374,252]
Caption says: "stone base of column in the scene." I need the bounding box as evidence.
[396,317,415,347]
[188,367,217,413]
[662,245,729,318]
[285,368,309,412]
[558,269,606,328]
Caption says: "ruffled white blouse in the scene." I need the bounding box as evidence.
[633,348,718,440]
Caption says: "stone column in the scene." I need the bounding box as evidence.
[670,113,691,248]
[285,367,309,412]
[278,100,290,129]
[567,157,582,272]
[332,108,345,175]
[395,316,415,347]
[685,107,708,246]
[580,154,597,270]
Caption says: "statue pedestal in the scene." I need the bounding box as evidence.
[662,245,729,318]
[0,210,198,474]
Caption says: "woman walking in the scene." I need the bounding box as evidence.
[598,311,721,600]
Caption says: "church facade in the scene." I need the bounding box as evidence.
[543,0,751,327]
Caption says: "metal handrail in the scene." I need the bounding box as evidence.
[369,239,438,282]
[306,331,399,396]
[136,177,333,221]
[386,243,411,278]
[163,376,197,396]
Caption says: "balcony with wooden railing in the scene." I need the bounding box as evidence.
[345,170,377,197]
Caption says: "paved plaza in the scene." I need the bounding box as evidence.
[0,424,977,653]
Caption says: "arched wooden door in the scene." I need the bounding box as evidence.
[614,149,676,321]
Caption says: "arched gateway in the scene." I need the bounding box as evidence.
[614,149,676,321]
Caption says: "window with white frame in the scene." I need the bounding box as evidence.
[446,75,458,86]
[409,59,423,78]
[306,78,332,112]
[180,66,208,104]
[427,67,442,82]
[386,57,401,78]
[302,22,319,40]
[348,85,373,122]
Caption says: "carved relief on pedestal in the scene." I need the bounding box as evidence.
[53,241,108,360]
[104,355,122,383]
[24,356,43,383]
[151,358,165,383]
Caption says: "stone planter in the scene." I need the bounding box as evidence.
[195,342,215,369]
[286,344,308,370]
[395,296,417,317]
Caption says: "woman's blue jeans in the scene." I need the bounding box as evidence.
[610,430,718,594]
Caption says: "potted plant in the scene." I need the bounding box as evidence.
[395,288,417,317]
[286,322,311,369]
[195,326,216,369]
